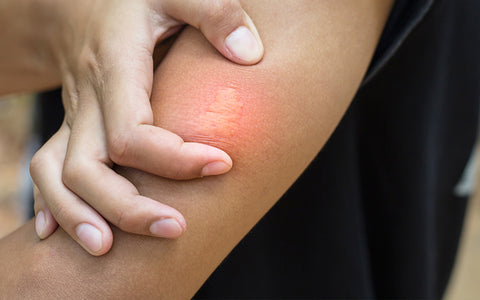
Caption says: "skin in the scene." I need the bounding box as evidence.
[3,0,265,255]
[0,0,394,298]
[154,65,273,157]
[195,87,245,137]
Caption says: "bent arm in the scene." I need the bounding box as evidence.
[0,0,393,298]
[0,1,60,94]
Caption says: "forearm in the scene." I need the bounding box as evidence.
[0,0,61,95]
[0,0,393,298]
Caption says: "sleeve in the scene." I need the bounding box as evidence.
[362,0,434,85]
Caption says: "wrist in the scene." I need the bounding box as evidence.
[0,0,62,94]
[27,1,64,83]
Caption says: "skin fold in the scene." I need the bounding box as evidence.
[0,0,394,298]
[196,87,245,138]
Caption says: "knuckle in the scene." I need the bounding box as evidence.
[169,155,196,179]
[62,157,85,188]
[47,200,72,227]
[30,150,49,180]
[78,44,98,73]
[76,44,105,89]
[114,199,145,233]
[107,132,132,165]
[204,0,242,27]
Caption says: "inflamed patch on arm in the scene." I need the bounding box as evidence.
[195,87,244,137]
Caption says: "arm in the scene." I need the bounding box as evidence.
[4,0,265,255]
[0,0,394,298]
[0,0,262,95]
[0,1,59,94]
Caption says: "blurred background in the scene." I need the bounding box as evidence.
[0,94,478,299]
[0,94,35,237]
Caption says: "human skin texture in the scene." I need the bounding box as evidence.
[153,58,277,161]
[196,87,244,137]
[0,0,394,298]
[6,0,267,257]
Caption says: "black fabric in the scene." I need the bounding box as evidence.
[34,0,480,298]
[36,89,64,144]
[364,0,433,84]
[195,0,480,298]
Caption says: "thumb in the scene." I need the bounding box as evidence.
[160,0,264,65]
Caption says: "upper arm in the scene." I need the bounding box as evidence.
[0,1,394,298]
[151,0,392,174]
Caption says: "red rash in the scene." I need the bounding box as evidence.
[195,87,244,137]
[150,33,284,160]
[151,67,279,158]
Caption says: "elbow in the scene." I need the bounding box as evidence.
[150,65,281,163]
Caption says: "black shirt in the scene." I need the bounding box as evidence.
[195,0,480,298]
[37,0,480,298]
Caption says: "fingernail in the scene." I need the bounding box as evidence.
[149,218,184,238]
[35,210,46,238]
[201,161,232,177]
[75,223,103,253]
[225,26,263,63]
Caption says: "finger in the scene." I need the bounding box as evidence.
[160,0,264,64]
[63,100,186,239]
[33,184,58,239]
[64,156,188,239]
[96,37,232,180]
[30,124,114,256]
[109,124,233,179]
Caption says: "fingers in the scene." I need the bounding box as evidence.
[31,0,248,254]
[62,1,237,181]
[108,124,233,179]
[63,99,186,240]
[31,102,189,256]
[33,185,58,239]
[62,157,187,239]
[160,0,264,65]
[30,125,114,255]
[97,39,232,180]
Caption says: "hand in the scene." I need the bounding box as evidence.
[30,0,264,256]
